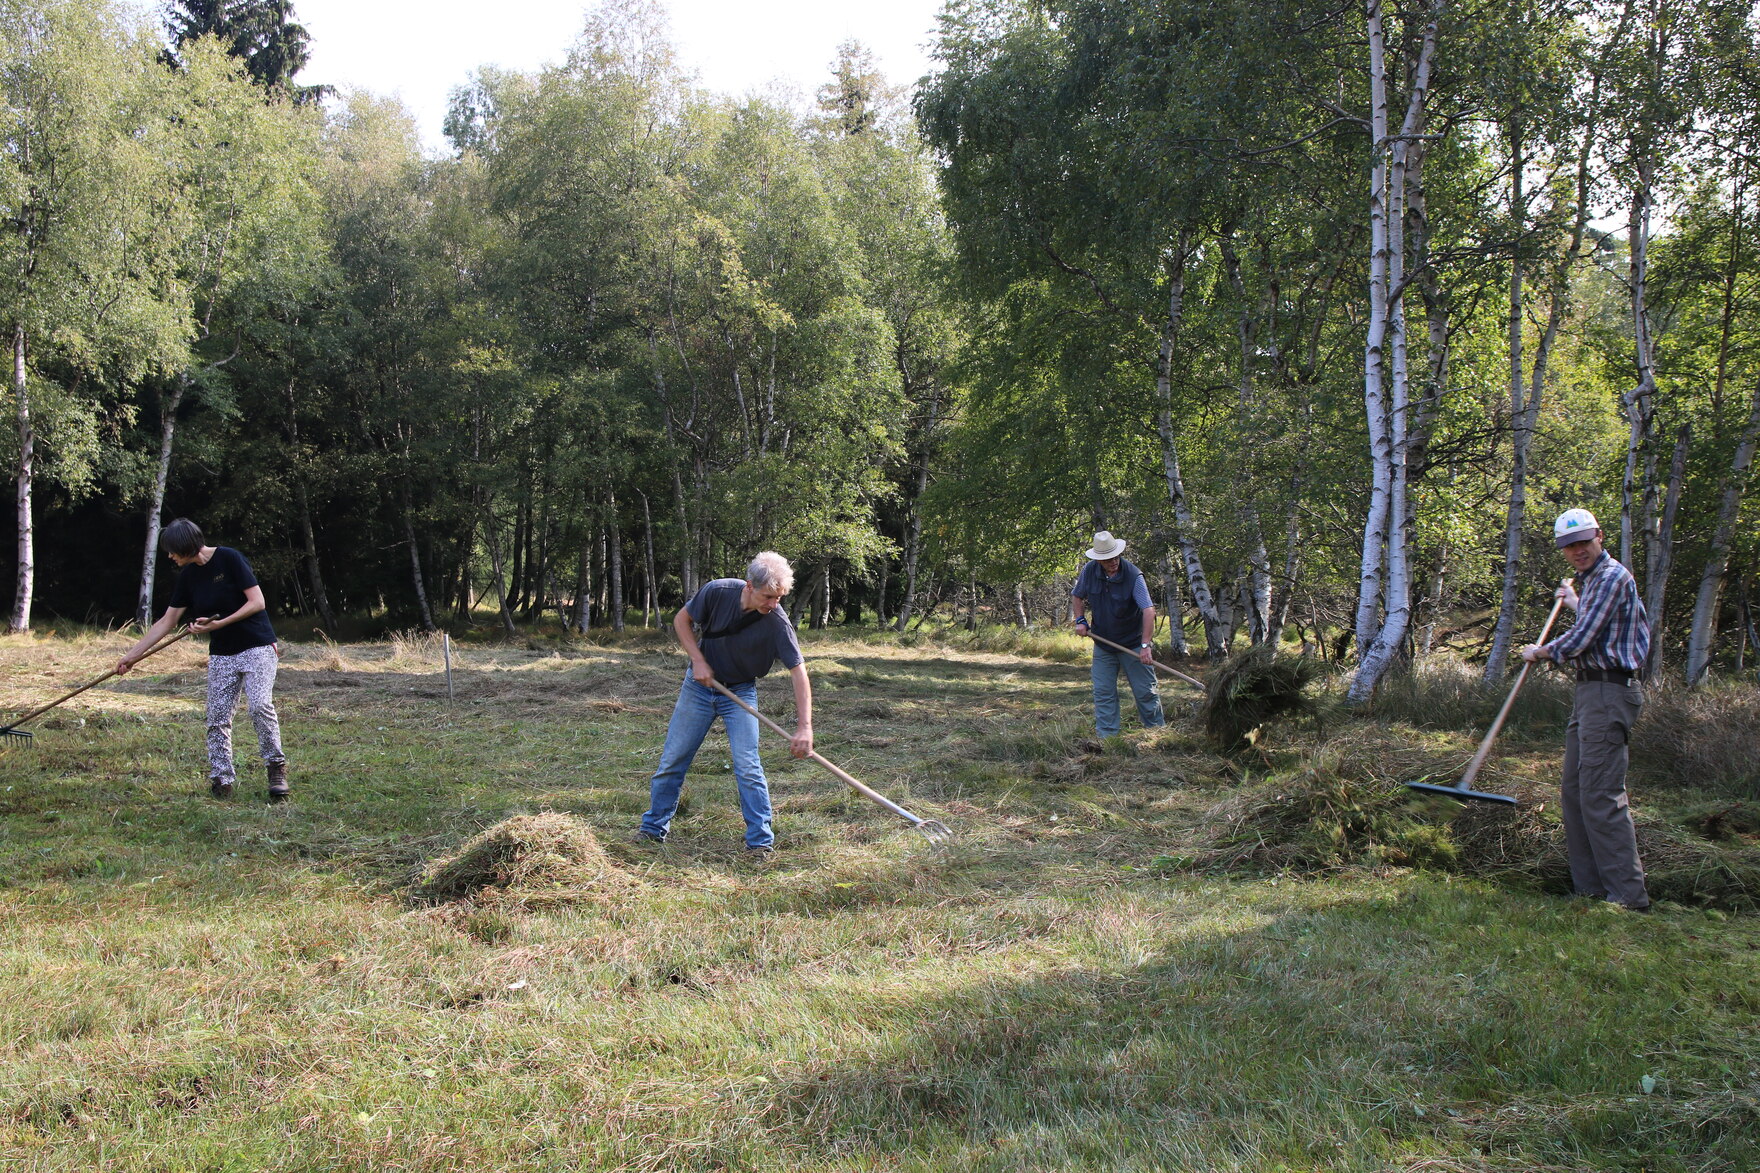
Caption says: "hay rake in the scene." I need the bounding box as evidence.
[0,628,193,744]
[1082,630,1208,693]
[1405,578,1573,806]
[704,678,952,847]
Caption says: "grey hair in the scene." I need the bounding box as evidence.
[746,551,795,593]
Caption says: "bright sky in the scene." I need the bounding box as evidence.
[292,0,949,154]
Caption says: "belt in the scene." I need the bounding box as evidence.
[1575,667,1636,684]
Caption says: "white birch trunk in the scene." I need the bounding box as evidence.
[10,325,32,634]
[1351,1,1395,661]
[1156,239,1227,658]
[1621,160,1659,577]
[136,377,187,626]
[1349,0,1440,704]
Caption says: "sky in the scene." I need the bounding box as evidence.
[291,0,949,154]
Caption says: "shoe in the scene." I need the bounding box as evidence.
[1610,900,1652,913]
[209,778,233,799]
[266,761,290,803]
[745,845,776,861]
[633,829,666,845]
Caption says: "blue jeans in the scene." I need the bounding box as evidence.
[1091,644,1166,737]
[641,676,774,848]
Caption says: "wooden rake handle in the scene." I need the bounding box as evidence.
[1459,580,1572,790]
[1,627,194,732]
[1083,629,1208,692]
[702,677,938,832]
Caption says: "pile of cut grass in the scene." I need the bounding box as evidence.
[413,812,633,906]
[1174,725,1760,908]
[1200,644,1322,750]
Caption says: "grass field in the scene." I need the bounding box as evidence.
[1,627,1756,1171]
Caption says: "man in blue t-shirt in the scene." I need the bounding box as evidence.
[637,551,813,856]
[1069,530,1166,737]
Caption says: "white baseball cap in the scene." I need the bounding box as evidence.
[1554,508,1601,548]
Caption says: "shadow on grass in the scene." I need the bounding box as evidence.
[743,887,1758,1172]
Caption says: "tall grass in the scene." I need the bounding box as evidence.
[1368,656,1574,734]
[1632,680,1760,798]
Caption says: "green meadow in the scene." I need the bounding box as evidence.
[1,629,1755,1171]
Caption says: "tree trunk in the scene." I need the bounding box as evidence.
[638,489,657,626]
[1642,424,1689,677]
[10,325,33,634]
[1157,541,1189,658]
[1348,0,1439,705]
[1621,159,1660,581]
[1485,143,1534,684]
[573,544,592,633]
[1269,490,1302,649]
[607,490,625,632]
[136,376,188,626]
[1156,238,1227,658]
[895,384,941,632]
[1685,381,1760,683]
[404,511,435,632]
[482,510,517,639]
[671,462,695,602]
[298,483,337,634]
[1012,582,1030,629]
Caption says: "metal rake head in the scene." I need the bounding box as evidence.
[0,726,32,743]
[913,818,954,848]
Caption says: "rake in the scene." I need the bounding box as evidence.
[1404,579,1572,806]
[1083,630,1208,692]
[0,628,193,743]
[704,678,953,847]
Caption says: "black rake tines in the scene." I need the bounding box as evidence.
[1404,778,1519,806]
[0,726,32,742]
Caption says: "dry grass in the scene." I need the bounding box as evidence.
[1201,645,1323,750]
[1633,680,1760,797]
[413,812,635,906]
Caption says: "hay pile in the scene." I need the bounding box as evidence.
[414,812,633,906]
[1200,646,1321,750]
[1174,727,1760,908]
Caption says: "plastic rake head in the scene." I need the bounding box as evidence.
[0,726,32,743]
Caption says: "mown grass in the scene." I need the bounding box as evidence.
[0,627,1755,1171]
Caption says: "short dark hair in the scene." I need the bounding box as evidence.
[159,518,205,559]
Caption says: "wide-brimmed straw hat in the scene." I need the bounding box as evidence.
[1085,530,1127,560]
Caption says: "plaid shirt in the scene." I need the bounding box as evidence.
[1546,552,1650,672]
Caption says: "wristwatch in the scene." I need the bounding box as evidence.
[1139,642,1150,650]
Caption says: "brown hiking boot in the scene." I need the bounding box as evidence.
[266,761,290,803]
[209,777,233,800]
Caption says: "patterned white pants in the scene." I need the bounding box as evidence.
[206,645,284,784]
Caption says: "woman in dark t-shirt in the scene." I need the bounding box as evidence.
[116,518,290,801]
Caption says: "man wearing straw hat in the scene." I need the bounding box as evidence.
[636,551,813,858]
[1069,531,1166,738]
[1520,508,1652,911]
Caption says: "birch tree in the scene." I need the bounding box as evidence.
[1348,0,1443,705]
[1,0,185,632]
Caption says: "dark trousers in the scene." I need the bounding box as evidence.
[1561,679,1650,908]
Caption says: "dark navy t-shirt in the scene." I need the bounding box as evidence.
[168,547,278,657]
[685,578,803,685]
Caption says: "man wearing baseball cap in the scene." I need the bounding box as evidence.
[1069,531,1166,737]
[1520,508,1652,911]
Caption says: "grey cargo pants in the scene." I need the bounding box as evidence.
[1561,678,1650,909]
